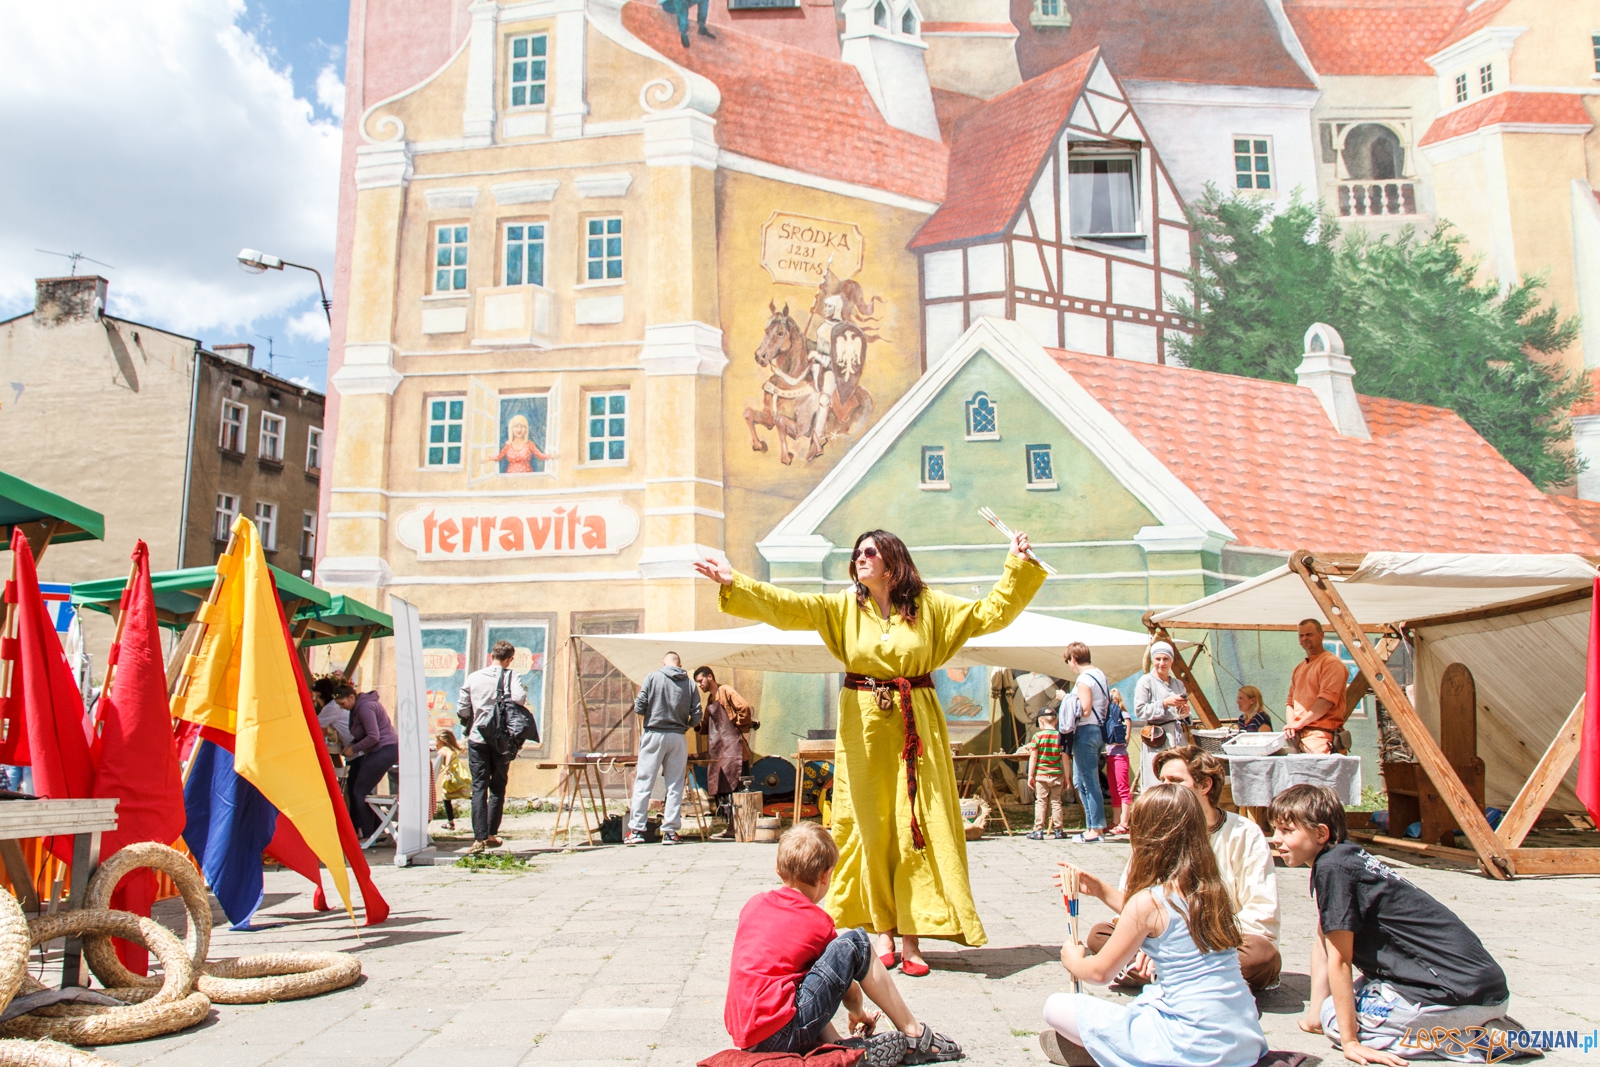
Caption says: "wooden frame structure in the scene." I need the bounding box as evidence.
[1153,549,1598,879]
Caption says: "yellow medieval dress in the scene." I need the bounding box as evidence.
[719,552,1045,946]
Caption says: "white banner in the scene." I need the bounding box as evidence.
[394,498,640,561]
[389,595,432,865]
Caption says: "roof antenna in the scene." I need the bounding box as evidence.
[255,333,276,375]
[35,249,115,276]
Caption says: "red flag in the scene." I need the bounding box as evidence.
[1578,578,1600,825]
[92,541,187,974]
[0,530,94,861]
[262,581,389,925]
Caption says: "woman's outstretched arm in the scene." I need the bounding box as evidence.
[694,556,845,647]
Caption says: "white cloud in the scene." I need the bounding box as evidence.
[286,306,331,343]
[316,64,346,120]
[0,0,340,340]
[288,375,318,390]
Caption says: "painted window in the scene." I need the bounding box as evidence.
[434,224,469,292]
[900,9,915,33]
[921,446,947,487]
[426,397,466,468]
[965,391,999,439]
[587,392,628,462]
[306,426,323,471]
[214,493,239,541]
[874,2,887,27]
[254,501,277,550]
[1478,63,1493,95]
[1593,32,1600,73]
[1038,0,1059,14]
[300,511,317,558]
[507,34,548,108]
[585,217,623,281]
[1031,0,1070,25]
[259,412,284,461]
[496,393,551,474]
[1067,156,1138,236]
[1234,137,1272,190]
[220,401,246,452]
[505,222,546,287]
[1454,73,1468,103]
[1025,444,1056,488]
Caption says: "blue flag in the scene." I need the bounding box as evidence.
[182,738,278,928]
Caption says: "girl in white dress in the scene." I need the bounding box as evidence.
[1041,784,1267,1067]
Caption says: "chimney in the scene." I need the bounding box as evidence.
[1295,323,1369,439]
[839,0,941,141]
[34,276,107,327]
[214,343,255,368]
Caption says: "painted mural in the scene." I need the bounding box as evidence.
[493,394,553,474]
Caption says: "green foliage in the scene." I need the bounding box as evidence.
[454,851,531,872]
[1169,186,1586,488]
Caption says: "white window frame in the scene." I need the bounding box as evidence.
[300,511,318,558]
[504,220,547,288]
[214,493,239,541]
[1592,31,1600,75]
[1030,0,1071,27]
[585,391,629,465]
[920,446,949,490]
[965,391,1000,441]
[1478,63,1494,95]
[1025,444,1058,490]
[219,401,247,453]
[434,223,470,294]
[584,216,624,282]
[506,33,549,110]
[425,396,467,469]
[254,501,278,551]
[1233,136,1273,192]
[1066,150,1142,239]
[306,426,323,472]
[259,412,285,462]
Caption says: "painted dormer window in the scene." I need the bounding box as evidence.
[901,8,915,33]
[1478,63,1494,95]
[965,392,999,440]
[1068,153,1139,238]
[874,2,888,28]
[507,34,548,109]
[1030,0,1071,28]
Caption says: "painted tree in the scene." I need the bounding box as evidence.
[1169,186,1586,488]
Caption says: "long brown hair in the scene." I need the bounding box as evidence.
[849,530,926,625]
[1123,784,1243,954]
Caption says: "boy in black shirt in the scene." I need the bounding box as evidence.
[1269,785,1511,1064]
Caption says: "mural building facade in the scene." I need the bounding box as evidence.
[322,0,1600,791]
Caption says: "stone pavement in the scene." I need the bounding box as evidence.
[90,831,1598,1067]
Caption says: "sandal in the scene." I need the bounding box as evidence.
[1039,1030,1096,1066]
[841,1029,909,1067]
[903,1025,962,1064]
[1106,825,1129,838]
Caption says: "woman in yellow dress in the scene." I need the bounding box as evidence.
[694,528,1045,974]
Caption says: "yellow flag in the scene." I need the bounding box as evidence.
[172,518,354,917]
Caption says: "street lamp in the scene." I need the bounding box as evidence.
[237,248,332,326]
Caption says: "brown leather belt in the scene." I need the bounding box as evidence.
[843,672,935,849]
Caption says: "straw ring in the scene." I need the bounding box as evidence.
[80,844,211,992]
[0,1038,125,1067]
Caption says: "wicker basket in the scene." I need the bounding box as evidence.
[1191,728,1234,756]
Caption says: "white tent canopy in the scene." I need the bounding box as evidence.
[1151,553,1597,632]
[1152,552,1598,811]
[577,610,1158,686]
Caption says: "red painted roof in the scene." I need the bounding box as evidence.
[1282,0,1467,75]
[1433,0,1512,51]
[1051,349,1599,554]
[621,2,947,204]
[1552,496,1600,544]
[1013,0,1316,89]
[931,87,986,144]
[909,50,1098,250]
[1419,91,1594,146]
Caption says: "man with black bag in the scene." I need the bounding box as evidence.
[456,640,538,854]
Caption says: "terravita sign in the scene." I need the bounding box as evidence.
[395,500,640,561]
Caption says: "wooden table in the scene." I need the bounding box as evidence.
[952,754,1021,834]
[539,759,712,846]
[0,798,118,987]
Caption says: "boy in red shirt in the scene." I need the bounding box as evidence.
[725,822,962,1064]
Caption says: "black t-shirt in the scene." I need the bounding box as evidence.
[1312,842,1508,1007]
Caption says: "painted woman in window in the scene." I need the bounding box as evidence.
[694,529,1045,975]
[492,414,555,474]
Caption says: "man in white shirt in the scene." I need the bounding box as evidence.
[455,640,527,854]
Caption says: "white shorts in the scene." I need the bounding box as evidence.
[1320,979,1510,1062]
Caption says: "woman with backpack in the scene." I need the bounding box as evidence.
[1063,642,1112,844]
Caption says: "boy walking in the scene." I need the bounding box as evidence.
[1025,711,1066,840]
[725,822,962,1064]
[1270,785,1511,1064]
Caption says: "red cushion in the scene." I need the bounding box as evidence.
[698,1045,863,1067]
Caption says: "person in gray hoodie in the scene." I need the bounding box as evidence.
[625,652,703,845]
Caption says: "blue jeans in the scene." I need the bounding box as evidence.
[1071,724,1106,831]
[749,929,872,1053]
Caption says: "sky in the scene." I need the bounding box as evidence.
[0,0,350,391]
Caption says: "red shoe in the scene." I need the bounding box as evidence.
[879,951,900,970]
[900,958,931,977]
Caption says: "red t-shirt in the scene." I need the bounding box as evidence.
[725,886,839,1048]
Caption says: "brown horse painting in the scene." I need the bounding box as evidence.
[743,301,873,464]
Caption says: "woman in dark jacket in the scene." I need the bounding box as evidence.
[336,685,399,840]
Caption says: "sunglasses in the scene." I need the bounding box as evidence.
[851,546,879,561]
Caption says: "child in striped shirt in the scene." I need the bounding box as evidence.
[1026,711,1067,840]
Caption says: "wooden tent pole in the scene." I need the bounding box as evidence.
[1497,696,1585,848]
[0,550,18,709]
[1143,619,1221,729]
[93,559,142,730]
[1289,551,1514,879]
[1344,632,1401,714]
[170,532,237,701]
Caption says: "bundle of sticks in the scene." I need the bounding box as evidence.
[1058,860,1082,994]
[978,507,1058,575]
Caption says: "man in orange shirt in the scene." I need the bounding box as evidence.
[1285,619,1349,754]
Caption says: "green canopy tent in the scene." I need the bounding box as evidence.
[0,470,105,560]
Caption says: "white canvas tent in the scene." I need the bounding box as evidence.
[577,610,1158,686]
[1153,551,1598,878]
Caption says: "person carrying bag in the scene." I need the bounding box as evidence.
[455,640,538,854]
